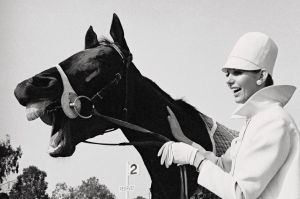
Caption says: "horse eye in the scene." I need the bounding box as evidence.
[95,57,110,68]
[95,55,103,60]
[95,54,108,61]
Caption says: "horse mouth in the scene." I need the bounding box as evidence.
[26,100,74,157]
[48,126,66,156]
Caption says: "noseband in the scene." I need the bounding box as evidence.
[55,43,189,199]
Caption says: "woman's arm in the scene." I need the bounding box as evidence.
[197,117,291,199]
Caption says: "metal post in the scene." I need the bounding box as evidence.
[126,161,129,199]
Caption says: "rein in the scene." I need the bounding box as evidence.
[56,42,189,199]
[83,107,170,146]
[92,108,170,142]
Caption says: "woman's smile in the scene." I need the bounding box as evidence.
[225,69,261,104]
[232,87,242,96]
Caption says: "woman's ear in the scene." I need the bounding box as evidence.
[256,69,268,86]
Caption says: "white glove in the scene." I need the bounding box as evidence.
[157,141,198,168]
[157,141,174,168]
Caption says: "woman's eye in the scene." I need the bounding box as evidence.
[232,70,243,76]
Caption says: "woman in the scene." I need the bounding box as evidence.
[158,32,300,199]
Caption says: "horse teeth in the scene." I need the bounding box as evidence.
[26,106,43,121]
[48,142,62,154]
[25,101,52,121]
[50,131,63,147]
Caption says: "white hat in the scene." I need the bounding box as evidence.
[222,32,278,76]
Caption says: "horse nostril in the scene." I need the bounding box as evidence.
[14,84,28,106]
[14,77,39,106]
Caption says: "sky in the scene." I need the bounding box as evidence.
[1,0,300,198]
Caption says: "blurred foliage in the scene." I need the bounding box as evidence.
[9,166,49,199]
[0,135,22,184]
[51,177,115,199]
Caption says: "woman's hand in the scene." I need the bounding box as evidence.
[157,141,198,168]
[166,106,205,152]
[166,106,193,145]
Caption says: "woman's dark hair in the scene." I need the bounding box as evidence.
[265,74,274,87]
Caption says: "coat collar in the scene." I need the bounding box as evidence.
[232,85,296,119]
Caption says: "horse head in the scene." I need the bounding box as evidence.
[14,14,135,157]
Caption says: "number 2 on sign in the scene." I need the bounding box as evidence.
[129,163,139,175]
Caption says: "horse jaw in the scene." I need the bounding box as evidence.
[48,128,64,154]
[47,109,76,157]
[25,100,75,157]
[48,127,73,157]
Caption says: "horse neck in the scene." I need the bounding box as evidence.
[121,75,183,199]
[120,66,212,150]
[118,67,212,199]
[123,77,173,141]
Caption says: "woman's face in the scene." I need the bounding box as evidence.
[225,69,261,104]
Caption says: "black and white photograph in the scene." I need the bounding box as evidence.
[1,1,300,199]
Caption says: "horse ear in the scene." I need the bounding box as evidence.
[85,26,99,49]
[110,13,130,52]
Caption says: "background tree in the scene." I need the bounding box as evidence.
[9,166,49,199]
[75,177,115,199]
[51,177,115,199]
[0,135,22,184]
[51,183,70,199]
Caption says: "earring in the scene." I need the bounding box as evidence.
[256,80,262,85]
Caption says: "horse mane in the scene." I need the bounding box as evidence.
[142,76,201,118]
[98,37,113,45]
[174,99,201,118]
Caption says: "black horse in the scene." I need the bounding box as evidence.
[14,14,235,199]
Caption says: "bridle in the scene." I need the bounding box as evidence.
[55,42,189,199]
[56,43,170,142]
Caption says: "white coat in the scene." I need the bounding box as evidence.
[197,85,300,199]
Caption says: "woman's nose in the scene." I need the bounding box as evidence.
[226,73,234,86]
